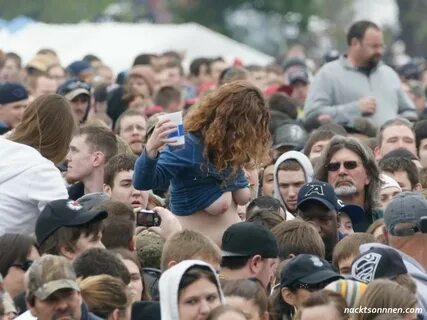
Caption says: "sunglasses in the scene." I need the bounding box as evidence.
[12,260,33,272]
[326,161,359,172]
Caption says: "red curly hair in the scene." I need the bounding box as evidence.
[185,80,271,178]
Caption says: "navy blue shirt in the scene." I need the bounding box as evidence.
[133,132,248,216]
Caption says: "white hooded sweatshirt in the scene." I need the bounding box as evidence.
[159,260,224,320]
[0,139,68,235]
[273,151,314,220]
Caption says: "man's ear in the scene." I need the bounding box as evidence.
[248,255,263,275]
[92,151,105,168]
[281,287,296,306]
[128,236,136,252]
[167,260,177,269]
[103,184,112,197]
[413,183,422,192]
[59,245,76,261]
[374,146,382,161]
[382,225,389,244]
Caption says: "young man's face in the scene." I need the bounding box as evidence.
[338,213,354,236]
[29,289,82,320]
[261,164,274,197]
[418,138,427,168]
[277,169,305,213]
[118,115,146,155]
[72,231,104,259]
[104,169,149,209]
[70,94,90,123]
[309,139,331,162]
[378,125,416,159]
[383,170,413,192]
[33,76,57,99]
[0,99,28,128]
[380,186,401,209]
[67,135,95,181]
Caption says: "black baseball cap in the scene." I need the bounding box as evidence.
[36,199,108,245]
[297,181,364,224]
[297,181,338,212]
[280,254,341,288]
[351,247,407,284]
[221,222,278,258]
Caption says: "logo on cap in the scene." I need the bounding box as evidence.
[66,200,82,211]
[305,184,324,197]
[351,252,381,283]
[310,256,324,267]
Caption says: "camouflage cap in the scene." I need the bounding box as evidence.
[25,255,80,300]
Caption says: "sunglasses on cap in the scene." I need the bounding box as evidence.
[59,81,91,95]
[12,260,33,272]
[326,161,359,172]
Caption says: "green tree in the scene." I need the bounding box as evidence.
[170,0,316,36]
[0,0,114,23]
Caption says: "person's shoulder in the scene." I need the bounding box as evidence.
[15,311,36,320]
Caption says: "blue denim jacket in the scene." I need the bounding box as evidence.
[133,132,248,216]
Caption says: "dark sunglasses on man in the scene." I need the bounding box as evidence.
[326,160,359,172]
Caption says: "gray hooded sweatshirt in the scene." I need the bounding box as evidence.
[159,260,224,320]
[273,151,314,220]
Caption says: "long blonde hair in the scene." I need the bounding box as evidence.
[9,94,76,164]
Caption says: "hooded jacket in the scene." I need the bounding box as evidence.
[360,243,427,316]
[273,151,314,220]
[159,260,224,320]
[0,139,68,235]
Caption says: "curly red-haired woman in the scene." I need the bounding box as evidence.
[133,81,271,244]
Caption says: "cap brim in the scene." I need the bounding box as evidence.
[297,197,336,211]
[339,204,365,225]
[221,250,251,257]
[34,279,80,300]
[299,270,342,285]
[64,88,90,101]
[290,77,309,84]
[64,210,108,228]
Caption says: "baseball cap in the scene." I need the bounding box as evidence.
[66,60,92,77]
[297,181,338,211]
[0,83,28,105]
[351,247,407,283]
[221,222,278,258]
[273,124,308,150]
[26,255,80,300]
[384,191,427,236]
[57,79,91,101]
[297,181,365,224]
[280,254,341,288]
[35,199,108,245]
[288,68,309,85]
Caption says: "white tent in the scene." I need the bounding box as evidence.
[0,22,273,73]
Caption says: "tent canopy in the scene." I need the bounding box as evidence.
[0,21,273,73]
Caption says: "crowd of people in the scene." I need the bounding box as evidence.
[0,19,427,320]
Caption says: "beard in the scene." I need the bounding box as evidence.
[366,54,382,69]
[334,184,357,196]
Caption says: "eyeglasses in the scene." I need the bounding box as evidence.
[326,161,359,172]
[12,260,33,271]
